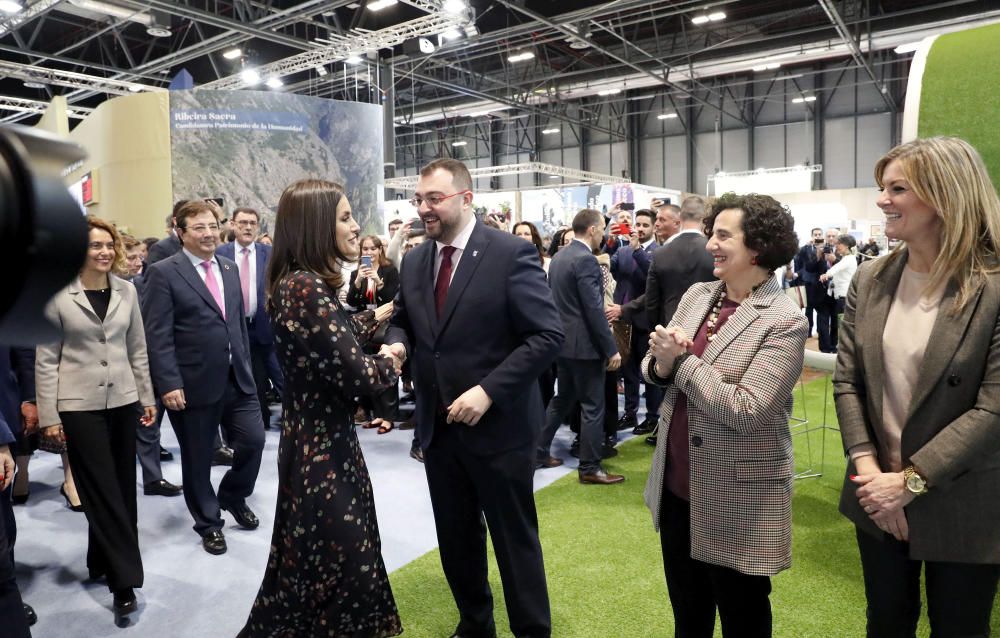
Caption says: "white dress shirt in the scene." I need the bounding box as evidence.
[433,215,478,286]
[183,248,226,301]
[827,253,858,298]
[233,240,257,317]
[665,228,703,245]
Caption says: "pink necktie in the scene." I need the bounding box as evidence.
[201,260,226,318]
[240,248,251,316]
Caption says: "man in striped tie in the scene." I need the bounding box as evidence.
[141,199,265,556]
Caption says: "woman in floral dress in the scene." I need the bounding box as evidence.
[239,178,403,638]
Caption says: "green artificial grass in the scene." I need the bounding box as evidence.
[389,378,1000,637]
[918,22,1000,187]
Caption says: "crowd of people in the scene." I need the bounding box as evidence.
[1,136,999,637]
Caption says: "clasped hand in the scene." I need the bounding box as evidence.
[649,325,691,372]
[852,472,914,541]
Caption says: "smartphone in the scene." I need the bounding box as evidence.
[619,202,635,211]
[409,218,425,231]
[361,255,373,269]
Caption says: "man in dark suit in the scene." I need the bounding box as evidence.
[141,200,265,556]
[146,203,188,265]
[384,158,563,638]
[537,208,623,484]
[216,207,283,430]
[607,208,665,434]
[0,347,35,636]
[792,227,824,337]
[644,195,717,330]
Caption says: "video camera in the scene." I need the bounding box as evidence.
[0,124,88,346]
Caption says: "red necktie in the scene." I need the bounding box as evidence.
[434,246,456,318]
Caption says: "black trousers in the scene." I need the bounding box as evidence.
[249,339,283,428]
[856,528,999,638]
[168,373,265,536]
[135,396,164,484]
[659,489,772,638]
[424,420,550,638]
[623,326,664,419]
[568,371,619,438]
[538,357,606,474]
[61,404,144,590]
[814,292,838,353]
[0,485,30,638]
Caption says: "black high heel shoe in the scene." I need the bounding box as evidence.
[113,588,137,627]
[60,485,84,512]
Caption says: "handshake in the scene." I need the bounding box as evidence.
[378,342,406,374]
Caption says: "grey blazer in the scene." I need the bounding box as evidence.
[834,249,1000,564]
[35,274,155,427]
[642,277,808,576]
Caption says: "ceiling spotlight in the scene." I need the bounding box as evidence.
[507,51,535,63]
[22,80,46,89]
[894,42,921,54]
[345,55,363,65]
[548,175,560,179]
[266,77,283,89]
[803,95,817,102]
[222,47,242,60]
[541,128,560,134]
[0,0,22,14]
[691,11,724,25]
[65,109,75,116]
[442,0,466,14]
[792,95,817,104]
[752,62,782,72]
[657,113,678,120]
[315,65,328,77]
[597,88,621,96]
[146,24,171,38]
[792,97,804,104]
[367,0,398,10]
[241,69,261,86]
[451,140,467,147]
[128,84,143,92]
[441,28,462,41]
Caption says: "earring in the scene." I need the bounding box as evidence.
[750,256,758,265]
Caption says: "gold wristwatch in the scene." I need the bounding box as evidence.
[903,465,928,495]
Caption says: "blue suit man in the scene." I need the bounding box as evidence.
[141,201,264,555]
[0,346,35,637]
[609,208,665,432]
[217,207,283,430]
[384,159,563,638]
[537,210,623,483]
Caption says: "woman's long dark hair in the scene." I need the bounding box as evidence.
[267,179,350,309]
[512,221,545,265]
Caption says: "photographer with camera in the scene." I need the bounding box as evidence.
[605,203,634,255]
[793,227,833,351]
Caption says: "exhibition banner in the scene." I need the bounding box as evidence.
[170,90,384,234]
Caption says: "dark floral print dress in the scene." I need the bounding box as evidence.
[239,271,402,638]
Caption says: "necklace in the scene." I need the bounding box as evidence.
[706,276,772,341]
[705,290,727,342]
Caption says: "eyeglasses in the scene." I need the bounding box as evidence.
[409,190,470,209]
[184,224,220,234]
[234,220,258,228]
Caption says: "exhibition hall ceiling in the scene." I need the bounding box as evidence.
[0,0,996,130]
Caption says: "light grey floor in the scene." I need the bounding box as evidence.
[12,398,630,637]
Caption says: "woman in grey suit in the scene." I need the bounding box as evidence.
[643,193,806,638]
[834,137,1000,637]
[35,216,156,627]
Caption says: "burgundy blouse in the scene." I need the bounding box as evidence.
[665,297,740,501]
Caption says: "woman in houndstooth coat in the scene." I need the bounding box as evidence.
[642,193,807,638]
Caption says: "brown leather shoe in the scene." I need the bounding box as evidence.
[579,469,625,484]
[535,456,564,469]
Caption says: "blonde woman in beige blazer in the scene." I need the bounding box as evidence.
[35,217,155,626]
[834,137,1000,637]
[643,193,806,638]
